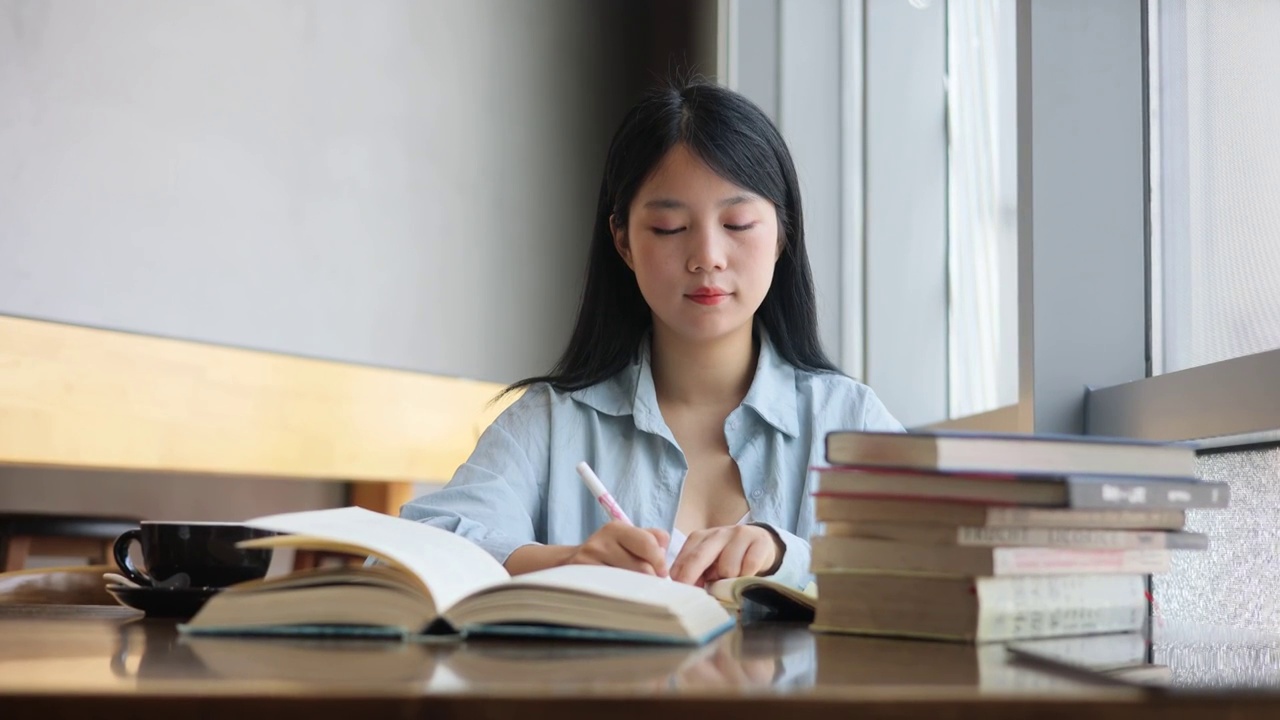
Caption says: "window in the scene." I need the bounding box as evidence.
[1150,0,1280,376]
[945,0,1018,419]
[730,0,1280,442]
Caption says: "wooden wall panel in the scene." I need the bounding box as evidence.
[0,315,515,486]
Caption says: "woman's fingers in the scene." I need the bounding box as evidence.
[713,532,753,580]
[646,527,671,551]
[670,530,726,585]
[572,522,668,575]
[739,533,776,577]
[615,524,670,577]
[673,526,782,585]
[574,523,781,582]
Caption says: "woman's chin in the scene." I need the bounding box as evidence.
[658,317,755,345]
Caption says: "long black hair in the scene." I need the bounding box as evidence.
[506,78,838,395]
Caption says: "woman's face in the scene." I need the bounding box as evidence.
[614,144,781,346]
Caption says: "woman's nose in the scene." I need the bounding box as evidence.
[686,225,728,273]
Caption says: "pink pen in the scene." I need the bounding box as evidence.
[575,461,634,525]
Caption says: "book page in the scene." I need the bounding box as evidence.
[706,578,745,604]
[243,506,510,613]
[492,565,712,608]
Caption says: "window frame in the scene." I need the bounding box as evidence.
[1085,0,1280,447]
[724,0,1280,448]
[930,0,1280,448]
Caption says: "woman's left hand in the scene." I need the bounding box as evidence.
[669,524,784,586]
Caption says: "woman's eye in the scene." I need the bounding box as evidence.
[725,223,756,232]
[651,227,684,236]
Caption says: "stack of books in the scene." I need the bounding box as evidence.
[809,430,1228,643]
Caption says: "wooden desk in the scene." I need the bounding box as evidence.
[2,606,1278,719]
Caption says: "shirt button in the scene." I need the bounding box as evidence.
[751,489,763,498]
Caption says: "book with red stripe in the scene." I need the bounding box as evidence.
[813,496,1188,530]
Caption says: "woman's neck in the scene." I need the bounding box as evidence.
[649,323,758,409]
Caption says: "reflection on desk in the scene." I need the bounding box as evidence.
[0,608,1145,695]
[815,632,1160,691]
[2,604,1279,704]
[120,618,809,692]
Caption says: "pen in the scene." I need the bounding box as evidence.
[576,461,634,526]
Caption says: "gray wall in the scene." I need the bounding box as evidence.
[0,1,713,528]
[0,0,640,382]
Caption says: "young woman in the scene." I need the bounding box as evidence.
[401,79,902,590]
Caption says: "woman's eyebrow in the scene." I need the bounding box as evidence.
[641,194,756,210]
[718,194,754,208]
[643,198,685,210]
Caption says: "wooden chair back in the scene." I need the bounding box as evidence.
[0,564,117,606]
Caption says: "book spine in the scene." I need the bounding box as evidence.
[956,527,1206,550]
[990,547,1171,575]
[1067,478,1230,509]
[976,575,1148,641]
[982,507,1186,529]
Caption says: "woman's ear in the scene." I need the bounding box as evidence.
[611,214,634,269]
[774,208,786,261]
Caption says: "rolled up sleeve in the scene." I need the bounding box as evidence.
[756,523,812,590]
[399,386,551,565]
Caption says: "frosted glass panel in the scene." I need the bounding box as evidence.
[946,0,1018,417]
[1152,445,1280,687]
[1152,0,1280,374]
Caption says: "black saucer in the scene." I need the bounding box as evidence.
[105,584,221,619]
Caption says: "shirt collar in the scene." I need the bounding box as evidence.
[569,331,800,439]
[740,332,800,438]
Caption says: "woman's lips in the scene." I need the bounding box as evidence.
[686,289,730,306]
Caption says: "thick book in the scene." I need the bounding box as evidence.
[811,536,1171,576]
[178,507,734,645]
[814,467,1228,509]
[824,430,1197,478]
[811,572,1147,642]
[814,496,1187,530]
[820,520,1208,550]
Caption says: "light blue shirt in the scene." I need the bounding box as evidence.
[400,333,904,589]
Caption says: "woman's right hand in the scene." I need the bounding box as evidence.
[566,521,671,577]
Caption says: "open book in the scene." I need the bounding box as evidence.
[707,576,817,620]
[178,507,734,645]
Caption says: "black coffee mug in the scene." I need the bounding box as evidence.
[112,521,274,589]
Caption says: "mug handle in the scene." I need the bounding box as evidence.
[112,529,153,587]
